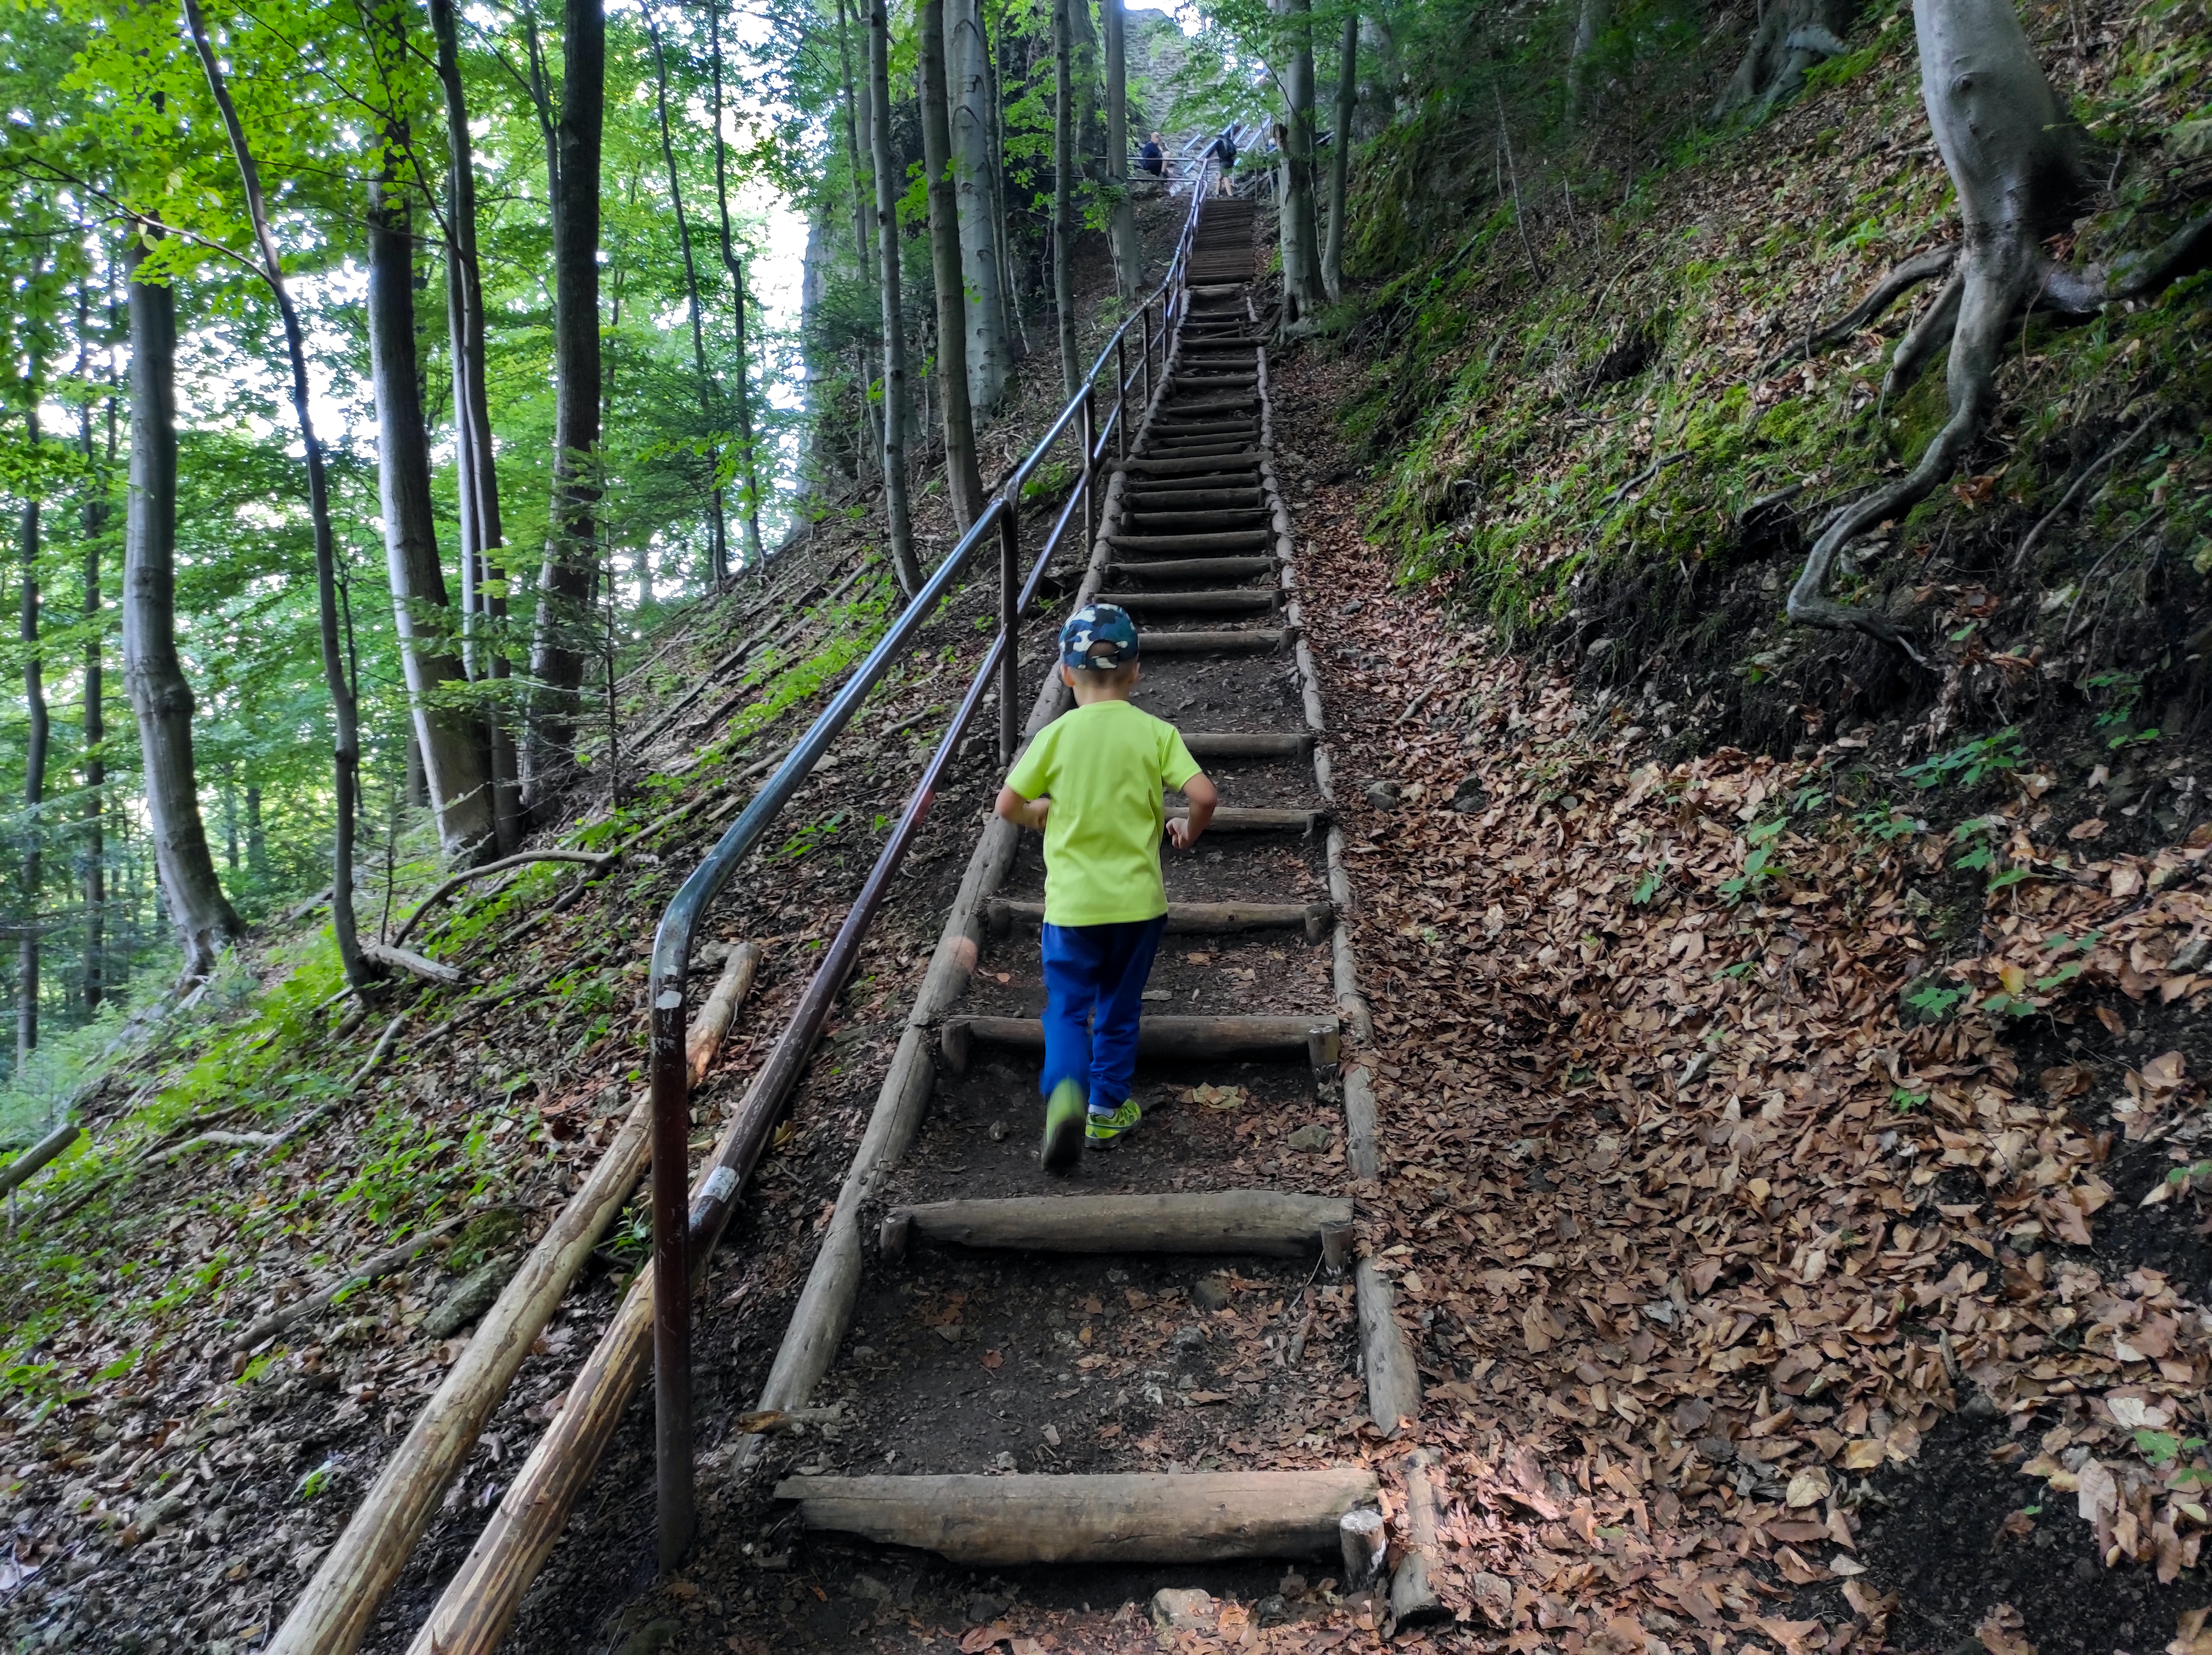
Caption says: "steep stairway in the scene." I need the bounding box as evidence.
[751,197,1440,1624]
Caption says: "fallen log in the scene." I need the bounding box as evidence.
[267,949,759,1655]
[878,1191,1353,1261]
[686,942,763,1086]
[983,897,1329,941]
[937,1012,1336,1073]
[0,1122,81,1199]
[1388,1449,1450,1632]
[771,1470,1380,1564]
[228,1212,472,1355]
[1356,1260,1422,1438]
[360,941,472,987]
[386,851,618,951]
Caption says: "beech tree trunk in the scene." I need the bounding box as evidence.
[19,409,45,1071]
[78,289,110,1014]
[524,0,606,807]
[947,0,1011,409]
[368,160,496,865]
[1278,0,1328,324]
[835,0,880,400]
[708,0,767,570]
[1322,13,1356,298]
[430,0,522,858]
[867,0,922,594]
[1103,0,1141,299]
[1052,0,1078,398]
[121,235,241,984]
[648,8,729,582]
[920,0,986,530]
[184,0,372,996]
[985,4,1029,360]
[1566,0,1606,125]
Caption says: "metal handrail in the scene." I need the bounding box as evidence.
[643,155,1218,1566]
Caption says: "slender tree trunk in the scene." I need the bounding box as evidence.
[368,158,497,863]
[121,235,241,985]
[648,9,730,582]
[432,0,523,854]
[920,0,986,528]
[524,0,606,806]
[707,0,767,571]
[947,0,1011,408]
[1566,0,1606,126]
[79,291,110,1014]
[985,1,1028,359]
[836,0,883,479]
[184,0,371,995]
[1322,12,1356,298]
[1103,0,1140,298]
[246,785,266,881]
[1279,0,1327,323]
[1052,0,1078,398]
[1068,0,1103,179]
[866,0,922,594]
[19,409,45,1071]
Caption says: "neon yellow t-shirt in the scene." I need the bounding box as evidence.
[1004,699,1202,927]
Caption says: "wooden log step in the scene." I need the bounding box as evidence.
[1119,512,1270,534]
[991,898,1327,938]
[1097,589,1276,615]
[1147,396,1259,419]
[1173,375,1259,389]
[772,1471,1381,1565]
[984,897,1330,940]
[1120,453,1260,476]
[878,1191,1355,1262]
[1138,627,1289,654]
[1177,730,1315,758]
[1147,439,1256,459]
[1148,424,1258,444]
[1120,487,1263,510]
[1106,554,1274,580]
[938,1013,1338,1073]
[1165,805,1329,834]
[1108,530,1272,552]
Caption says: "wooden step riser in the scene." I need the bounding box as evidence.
[1119,489,1264,510]
[1137,628,1289,654]
[939,1014,1339,1074]
[1106,553,1274,577]
[1097,590,1278,614]
[878,1192,1354,1264]
[984,897,1331,942]
[1110,531,1273,552]
[772,1471,1381,1566]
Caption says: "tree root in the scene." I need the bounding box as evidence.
[1761,245,1956,376]
[386,849,617,951]
[2009,411,2156,574]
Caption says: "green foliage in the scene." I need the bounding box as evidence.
[1901,729,2027,791]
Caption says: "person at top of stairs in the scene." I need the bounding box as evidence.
[993,603,1220,1172]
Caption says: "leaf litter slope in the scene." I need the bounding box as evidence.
[1271,341,2212,1655]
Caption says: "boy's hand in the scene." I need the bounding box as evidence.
[994,785,1051,832]
[1167,772,1218,849]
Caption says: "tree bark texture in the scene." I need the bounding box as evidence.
[184,0,371,994]
[1278,0,1327,323]
[708,0,768,570]
[19,411,45,1071]
[1103,0,1141,299]
[1566,0,1606,125]
[946,0,1011,409]
[1322,12,1356,298]
[867,0,923,594]
[429,0,522,857]
[648,8,729,582]
[1052,0,1078,398]
[78,345,107,1013]
[919,0,986,530]
[367,166,496,865]
[121,236,240,983]
[525,0,606,806]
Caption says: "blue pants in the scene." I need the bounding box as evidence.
[1039,916,1168,1112]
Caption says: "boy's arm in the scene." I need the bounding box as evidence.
[1167,772,1217,848]
[995,785,1051,832]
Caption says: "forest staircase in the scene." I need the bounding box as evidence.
[754,198,1444,1621]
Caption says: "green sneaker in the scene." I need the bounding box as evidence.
[1041,1079,1086,1173]
[1086,1098,1143,1148]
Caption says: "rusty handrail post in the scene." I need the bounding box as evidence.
[1078,393,1095,555]
[998,500,1020,765]
[649,968,693,1567]
[1141,304,1154,409]
[1115,334,1129,461]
